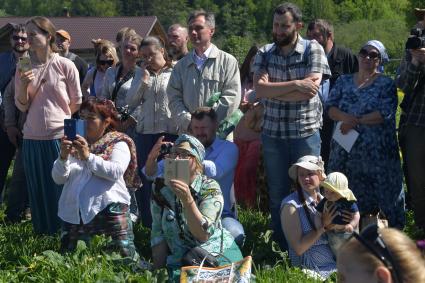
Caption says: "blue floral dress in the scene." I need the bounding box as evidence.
[326,75,405,228]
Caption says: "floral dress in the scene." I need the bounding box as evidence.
[150,174,242,279]
[326,75,405,228]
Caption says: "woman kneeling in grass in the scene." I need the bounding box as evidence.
[280,155,337,280]
[52,98,141,262]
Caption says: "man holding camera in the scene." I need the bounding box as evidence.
[396,8,425,232]
[144,107,245,247]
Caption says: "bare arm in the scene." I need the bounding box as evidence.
[145,136,165,177]
[358,111,384,125]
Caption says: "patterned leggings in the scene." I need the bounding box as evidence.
[60,203,139,260]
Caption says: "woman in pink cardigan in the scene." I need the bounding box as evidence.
[15,16,82,234]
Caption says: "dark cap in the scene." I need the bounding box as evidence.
[414,8,425,20]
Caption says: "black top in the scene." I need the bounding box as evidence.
[316,197,359,225]
[327,44,358,89]
[65,52,88,86]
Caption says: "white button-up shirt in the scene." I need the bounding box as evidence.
[52,142,131,224]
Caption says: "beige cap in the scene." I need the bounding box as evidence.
[56,29,71,41]
[288,155,326,181]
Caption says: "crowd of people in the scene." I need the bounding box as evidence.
[0,2,425,282]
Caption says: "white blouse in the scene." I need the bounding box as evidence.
[52,141,130,224]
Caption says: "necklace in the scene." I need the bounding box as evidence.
[355,72,379,89]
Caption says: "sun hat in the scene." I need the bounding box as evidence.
[321,172,357,201]
[288,155,326,181]
[173,134,205,164]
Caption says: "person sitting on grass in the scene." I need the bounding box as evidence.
[51,98,143,266]
[316,172,360,257]
[280,155,337,280]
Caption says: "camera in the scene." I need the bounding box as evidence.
[405,28,425,49]
[160,143,173,155]
[116,105,131,121]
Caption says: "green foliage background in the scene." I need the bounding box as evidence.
[0,0,422,73]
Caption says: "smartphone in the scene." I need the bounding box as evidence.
[164,159,190,187]
[18,56,32,73]
[64,119,86,141]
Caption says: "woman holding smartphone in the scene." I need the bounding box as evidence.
[15,16,82,235]
[52,98,141,263]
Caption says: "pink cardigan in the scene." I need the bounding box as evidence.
[15,53,82,140]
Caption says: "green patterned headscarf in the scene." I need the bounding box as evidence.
[173,134,205,164]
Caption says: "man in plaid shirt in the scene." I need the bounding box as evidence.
[253,2,330,250]
[396,10,425,234]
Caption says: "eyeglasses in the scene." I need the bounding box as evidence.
[168,152,193,159]
[358,48,380,60]
[98,60,114,66]
[12,35,27,42]
[352,224,402,283]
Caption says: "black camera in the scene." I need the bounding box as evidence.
[405,28,425,49]
[160,143,173,155]
[116,105,131,121]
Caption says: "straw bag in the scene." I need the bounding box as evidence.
[180,255,252,283]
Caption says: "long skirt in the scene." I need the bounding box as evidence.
[22,139,63,235]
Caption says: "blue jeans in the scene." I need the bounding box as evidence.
[261,131,321,251]
[222,216,245,248]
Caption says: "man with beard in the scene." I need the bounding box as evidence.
[144,107,245,247]
[0,24,29,217]
[253,3,330,251]
[167,9,241,134]
[167,24,189,64]
[56,29,88,85]
[306,19,358,167]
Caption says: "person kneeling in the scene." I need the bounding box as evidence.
[148,134,242,281]
[51,99,141,264]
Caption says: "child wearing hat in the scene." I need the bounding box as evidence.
[316,172,360,257]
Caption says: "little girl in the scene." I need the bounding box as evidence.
[316,172,360,257]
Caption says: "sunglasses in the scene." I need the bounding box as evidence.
[12,35,27,42]
[168,151,193,159]
[352,224,402,283]
[98,60,114,66]
[358,48,380,60]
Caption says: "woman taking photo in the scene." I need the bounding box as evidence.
[326,40,405,228]
[52,98,140,260]
[338,225,425,283]
[15,16,82,234]
[280,155,337,279]
[81,40,118,99]
[147,134,242,281]
[100,33,142,132]
[126,36,178,228]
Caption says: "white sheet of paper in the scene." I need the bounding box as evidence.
[332,121,359,153]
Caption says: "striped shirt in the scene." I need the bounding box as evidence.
[281,191,337,279]
[253,36,331,138]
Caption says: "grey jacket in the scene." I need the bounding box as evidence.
[126,66,178,134]
[167,44,241,132]
[2,78,26,130]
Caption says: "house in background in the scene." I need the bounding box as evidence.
[0,16,167,63]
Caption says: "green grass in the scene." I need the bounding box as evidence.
[0,207,422,283]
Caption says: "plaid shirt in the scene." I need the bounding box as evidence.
[253,35,331,138]
[396,57,425,127]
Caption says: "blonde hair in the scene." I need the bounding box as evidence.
[340,228,425,283]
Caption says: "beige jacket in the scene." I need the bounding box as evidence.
[126,66,177,134]
[167,44,241,132]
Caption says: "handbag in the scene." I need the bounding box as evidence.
[360,209,389,232]
[181,246,219,268]
[180,255,252,283]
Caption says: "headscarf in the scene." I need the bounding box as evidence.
[173,134,205,164]
[361,40,389,73]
